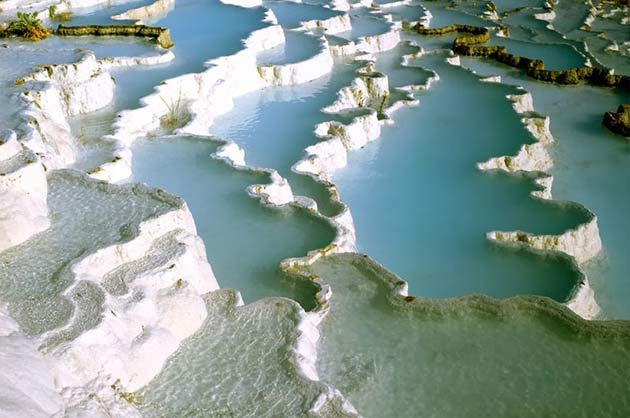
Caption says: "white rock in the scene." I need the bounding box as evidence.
[111,0,175,22]
[0,135,50,253]
[0,307,63,418]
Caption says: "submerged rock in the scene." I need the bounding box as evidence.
[603,104,630,137]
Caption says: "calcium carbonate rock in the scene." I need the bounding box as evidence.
[477,117,554,173]
[300,14,352,35]
[487,216,602,265]
[213,142,247,167]
[329,29,401,56]
[0,132,49,253]
[22,53,115,117]
[258,38,334,86]
[111,0,176,22]
[0,307,62,418]
[248,170,295,207]
[47,196,218,392]
[324,73,390,113]
[17,52,116,168]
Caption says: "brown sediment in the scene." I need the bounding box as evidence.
[407,23,630,92]
[55,24,174,48]
[603,104,630,137]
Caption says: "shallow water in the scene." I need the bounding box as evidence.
[1,0,630,415]
[422,2,489,28]
[310,253,630,418]
[70,0,269,170]
[458,57,630,319]
[0,170,177,336]
[331,52,590,301]
[335,14,392,41]
[256,29,323,65]
[137,290,341,417]
[209,57,362,215]
[131,137,334,306]
[488,36,586,70]
[265,0,342,28]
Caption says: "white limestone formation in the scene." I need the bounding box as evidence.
[329,28,401,56]
[0,307,63,418]
[487,216,602,266]
[248,170,296,207]
[0,132,50,253]
[111,0,176,23]
[299,13,352,35]
[16,53,116,168]
[477,116,554,173]
[258,37,334,86]
[323,73,390,112]
[49,198,218,392]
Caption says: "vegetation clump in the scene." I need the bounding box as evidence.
[48,5,73,22]
[159,93,187,129]
[3,12,51,41]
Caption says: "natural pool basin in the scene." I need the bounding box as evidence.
[331,52,591,301]
[131,136,335,306]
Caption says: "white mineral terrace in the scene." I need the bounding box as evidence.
[0,0,628,416]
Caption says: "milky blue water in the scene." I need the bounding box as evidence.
[69,0,268,170]
[131,137,334,306]
[423,2,489,28]
[2,0,630,416]
[310,253,630,418]
[459,57,630,319]
[488,36,586,70]
[335,14,392,41]
[256,29,323,65]
[209,57,362,216]
[331,51,590,301]
[264,0,342,28]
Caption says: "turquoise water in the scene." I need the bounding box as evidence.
[256,29,323,65]
[372,42,434,89]
[131,137,335,306]
[2,0,630,415]
[309,253,630,418]
[335,14,392,41]
[264,1,342,28]
[137,290,338,417]
[423,2,489,28]
[70,0,268,170]
[106,0,267,110]
[386,5,426,22]
[458,57,630,319]
[488,36,586,70]
[331,51,590,301]
[209,57,362,216]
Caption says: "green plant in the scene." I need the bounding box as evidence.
[159,91,186,129]
[8,12,50,41]
[48,5,72,22]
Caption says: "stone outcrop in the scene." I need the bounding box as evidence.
[603,104,630,137]
[56,24,174,48]
[408,23,630,91]
[0,132,50,253]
